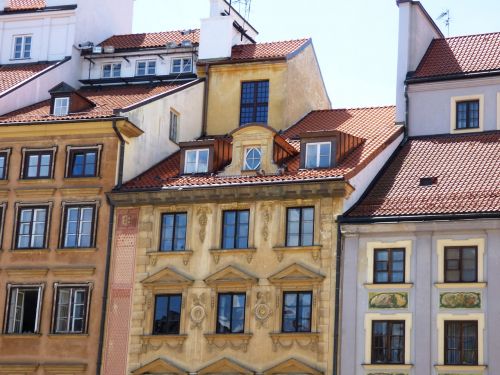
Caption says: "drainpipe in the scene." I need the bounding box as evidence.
[332,219,343,375]
[201,63,210,137]
[96,120,125,375]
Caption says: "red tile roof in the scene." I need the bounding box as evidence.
[0,62,55,94]
[227,39,310,63]
[99,30,200,51]
[413,32,500,79]
[0,82,191,123]
[122,106,402,190]
[5,0,45,10]
[348,132,500,217]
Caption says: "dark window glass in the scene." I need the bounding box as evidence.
[153,294,182,335]
[445,321,478,365]
[6,286,41,334]
[216,293,246,334]
[16,207,48,249]
[54,286,89,333]
[63,206,95,248]
[456,100,479,129]
[371,321,405,364]
[374,248,405,283]
[286,207,314,247]
[160,213,187,252]
[282,291,312,333]
[239,81,269,125]
[169,111,178,143]
[23,151,52,179]
[444,246,477,283]
[222,210,249,249]
[0,152,8,179]
[69,149,98,177]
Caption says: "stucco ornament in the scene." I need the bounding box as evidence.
[369,292,408,309]
[253,291,273,328]
[197,207,212,243]
[190,293,207,329]
[261,204,273,241]
[440,292,481,309]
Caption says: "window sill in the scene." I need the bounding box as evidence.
[273,245,322,262]
[362,364,413,370]
[9,248,50,254]
[364,283,414,290]
[209,248,257,264]
[451,127,483,134]
[435,282,486,289]
[9,58,32,62]
[148,250,193,266]
[204,333,253,352]
[55,247,98,254]
[0,333,41,338]
[140,334,188,353]
[269,332,320,352]
[47,333,89,338]
[434,365,486,371]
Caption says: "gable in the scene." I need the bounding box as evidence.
[132,358,187,375]
[263,358,323,375]
[269,263,325,285]
[141,267,193,287]
[197,358,254,375]
[205,265,257,287]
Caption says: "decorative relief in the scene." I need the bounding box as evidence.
[253,291,273,328]
[204,333,252,352]
[140,335,187,354]
[440,292,481,309]
[190,293,207,329]
[149,254,158,266]
[269,333,319,352]
[261,204,273,241]
[369,292,408,309]
[197,207,212,243]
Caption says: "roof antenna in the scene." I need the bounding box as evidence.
[437,9,450,36]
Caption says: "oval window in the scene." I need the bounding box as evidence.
[244,147,262,170]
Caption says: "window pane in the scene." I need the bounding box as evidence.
[305,144,318,168]
[217,294,232,333]
[318,143,331,167]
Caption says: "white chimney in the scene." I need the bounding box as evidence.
[395,0,443,124]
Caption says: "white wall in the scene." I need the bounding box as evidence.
[121,80,205,182]
[408,76,500,136]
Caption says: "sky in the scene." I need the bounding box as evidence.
[133,0,500,109]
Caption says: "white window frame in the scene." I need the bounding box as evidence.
[5,284,43,334]
[136,60,157,76]
[305,142,331,168]
[53,284,92,334]
[62,204,97,249]
[184,149,209,174]
[12,35,32,60]
[171,57,193,74]
[53,97,70,116]
[244,147,262,171]
[16,206,49,249]
[169,110,179,143]
[102,62,122,78]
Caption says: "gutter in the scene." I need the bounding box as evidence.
[332,220,343,375]
[406,69,500,85]
[339,211,500,224]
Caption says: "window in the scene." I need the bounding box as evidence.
[102,63,121,78]
[23,150,53,179]
[153,295,182,335]
[160,213,187,252]
[169,111,179,143]
[444,246,477,283]
[243,147,261,171]
[445,321,478,365]
[62,205,96,248]
[305,142,331,169]
[6,285,42,334]
[0,151,9,180]
[171,58,192,73]
[216,293,245,334]
[286,207,314,247]
[282,291,312,333]
[13,35,32,59]
[68,148,98,177]
[136,60,157,76]
[239,80,269,125]
[456,100,479,129]
[53,97,70,116]
[222,210,249,249]
[374,248,405,284]
[371,320,405,364]
[53,286,90,334]
[16,206,48,249]
[184,149,209,174]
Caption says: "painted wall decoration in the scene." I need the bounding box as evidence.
[369,292,408,309]
[440,292,481,309]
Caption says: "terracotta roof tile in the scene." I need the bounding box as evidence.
[0,82,191,123]
[122,106,402,190]
[348,132,500,217]
[0,62,55,94]
[99,30,200,51]
[227,39,310,62]
[5,0,45,10]
[414,32,500,79]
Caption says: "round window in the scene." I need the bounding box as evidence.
[244,147,262,170]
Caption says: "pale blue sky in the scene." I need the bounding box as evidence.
[133,0,500,109]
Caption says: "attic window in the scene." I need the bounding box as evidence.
[419,177,438,186]
[243,147,261,171]
[184,149,209,174]
[305,142,331,169]
[53,97,69,116]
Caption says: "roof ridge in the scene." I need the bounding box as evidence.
[105,28,200,39]
[236,37,310,47]
[311,105,396,112]
[442,30,500,41]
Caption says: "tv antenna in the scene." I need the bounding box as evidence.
[437,9,450,36]
[230,0,252,21]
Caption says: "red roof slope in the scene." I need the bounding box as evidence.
[414,32,500,79]
[0,62,55,94]
[122,106,401,190]
[99,30,200,51]
[228,39,310,63]
[348,132,500,217]
[0,82,190,123]
[5,0,45,10]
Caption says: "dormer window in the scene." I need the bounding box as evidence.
[136,60,156,76]
[53,97,70,116]
[184,149,209,174]
[456,100,479,129]
[243,147,261,171]
[13,35,32,59]
[102,63,122,78]
[305,142,331,169]
[171,58,192,74]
